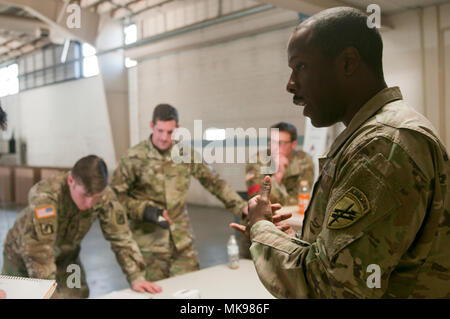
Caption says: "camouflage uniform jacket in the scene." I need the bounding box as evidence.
[245,149,314,205]
[3,172,146,285]
[249,87,450,298]
[110,137,246,253]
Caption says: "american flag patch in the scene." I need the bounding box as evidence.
[35,205,56,219]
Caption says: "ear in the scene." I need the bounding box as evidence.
[67,174,74,187]
[150,121,154,130]
[291,140,298,150]
[339,47,360,76]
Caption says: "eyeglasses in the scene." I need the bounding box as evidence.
[269,139,293,146]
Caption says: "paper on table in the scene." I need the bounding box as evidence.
[0,275,57,299]
[97,289,154,299]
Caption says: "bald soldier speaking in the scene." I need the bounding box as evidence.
[232,7,450,298]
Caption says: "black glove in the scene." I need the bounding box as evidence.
[143,206,170,229]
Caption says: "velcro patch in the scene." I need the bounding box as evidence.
[35,205,56,219]
[40,223,54,235]
[327,187,370,230]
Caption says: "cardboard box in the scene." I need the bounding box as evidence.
[0,166,14,203]
[14,167,38,205]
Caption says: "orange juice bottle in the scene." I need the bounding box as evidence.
[298,180,310,215]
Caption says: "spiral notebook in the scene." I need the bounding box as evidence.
[0,275,57,299]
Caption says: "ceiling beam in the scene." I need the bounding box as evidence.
[255,0,393,29]
[0,0,100,45]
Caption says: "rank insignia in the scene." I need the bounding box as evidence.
[327,187,370,229]
[40,223,54,235]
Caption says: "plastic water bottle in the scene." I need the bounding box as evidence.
[227,234,239,269]
[298,180,311,215]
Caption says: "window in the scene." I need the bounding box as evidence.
[82,43,99,78]
[124,24,137,45]
[0,63,19,97]
[125,57,137,68]
[16,42,82,91]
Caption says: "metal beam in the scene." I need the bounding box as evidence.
[255,0,393,29]
[0,13,47,35]
[0,0,100,45]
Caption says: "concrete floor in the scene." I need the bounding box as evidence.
[0,203,240,298]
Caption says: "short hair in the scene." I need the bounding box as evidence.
[152,104,179,124]
[271,122,297,142]
[0,104,7,131]
[298,7,384,79]
[71,155,108,195]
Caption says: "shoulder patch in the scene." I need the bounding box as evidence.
[327,187,370,230]
[40,223,55,235]
[35,205,56,219]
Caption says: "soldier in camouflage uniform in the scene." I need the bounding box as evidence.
[2,155,162,298]
[241,122,314,258]
[232,7,450,298]
[111,104,247,281]
[246,122,314,205]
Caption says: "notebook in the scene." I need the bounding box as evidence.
[0,275,57,299]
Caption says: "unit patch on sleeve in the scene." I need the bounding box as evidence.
[35,205,56,219]
[327,187,370,230]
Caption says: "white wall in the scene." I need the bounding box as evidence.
[1,76,116,171]
[382,4,450,146]
[129,8,303,206]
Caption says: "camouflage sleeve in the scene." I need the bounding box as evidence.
[191,159,246,218]
[245,157,290,205]
[21,190,58,280]
[249,133,434,298]
[110,157,162,221]
[96,188,146,286]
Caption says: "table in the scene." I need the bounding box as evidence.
[278,205,304,231]
[95,259,274,299]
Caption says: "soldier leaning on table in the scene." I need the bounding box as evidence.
[232,7,450,298]
[110,103,248,282]
[2,155,162,298]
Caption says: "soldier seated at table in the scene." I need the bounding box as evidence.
[1,155,162,298]
[240,122,314,258]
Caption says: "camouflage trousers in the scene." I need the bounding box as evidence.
[2,251,89,299]
[141,240,200,282]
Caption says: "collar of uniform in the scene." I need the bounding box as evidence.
[145,134,174,160]
[327,86,403,158]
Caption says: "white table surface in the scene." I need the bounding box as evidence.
[95,259,274,299]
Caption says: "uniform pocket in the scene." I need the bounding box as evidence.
[319,155,401,261]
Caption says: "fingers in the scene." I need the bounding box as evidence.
[271,203,282,213]
[272,211,292,223]
[133,285,145,293]
[162,210,172,224]
[148,283,162,294]
[260,176,271,201]
[229,223,246,233]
